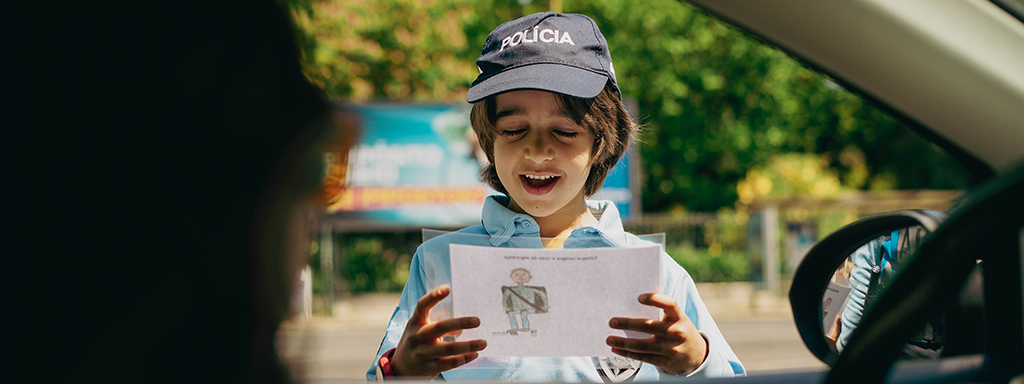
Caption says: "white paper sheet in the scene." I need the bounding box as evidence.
[822,281,852,334]
[449,244,661,357]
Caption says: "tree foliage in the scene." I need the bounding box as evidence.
[286,0,973,213]
[573,0,972,211]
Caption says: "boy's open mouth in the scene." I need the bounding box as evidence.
[520,174,559,194]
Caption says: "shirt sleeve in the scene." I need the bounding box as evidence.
[366,246,430,381]
[657,251,746,379]
[837,238,880,352]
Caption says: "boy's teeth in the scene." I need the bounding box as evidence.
[522,174,558,188]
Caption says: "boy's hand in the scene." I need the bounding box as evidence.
[392,285,487,378]
[825,313,842,345]
[606,293,708,375]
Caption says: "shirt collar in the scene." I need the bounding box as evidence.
[481,195,628,247]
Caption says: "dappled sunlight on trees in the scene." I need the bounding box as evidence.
[737,154,846,204]
[285,0,973,213]
[291,0,479,101]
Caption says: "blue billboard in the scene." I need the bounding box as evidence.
[326,104,638,230]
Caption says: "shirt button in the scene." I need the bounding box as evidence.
[522,222,531,228]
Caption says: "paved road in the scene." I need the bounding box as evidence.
[278,322,386,382]
[715,317,826,373]
[278,313,825,382]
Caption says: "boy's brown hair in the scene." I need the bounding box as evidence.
[470,84,636,197]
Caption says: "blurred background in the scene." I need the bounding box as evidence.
[275,0,972,380]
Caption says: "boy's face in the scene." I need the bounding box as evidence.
[492,90,594,220]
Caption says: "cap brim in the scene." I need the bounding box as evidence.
[466,63,608,103]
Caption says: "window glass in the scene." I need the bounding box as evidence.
[283,0,978,380]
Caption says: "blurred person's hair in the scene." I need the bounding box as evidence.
[55,1,348,382]
[469,84,637,197]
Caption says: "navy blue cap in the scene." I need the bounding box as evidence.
[467,12,619,103]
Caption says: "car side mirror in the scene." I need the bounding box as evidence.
[788,210,947,366]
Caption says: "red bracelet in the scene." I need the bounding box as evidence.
[379,348,397,378]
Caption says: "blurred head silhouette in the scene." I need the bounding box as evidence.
[49,1,354,382]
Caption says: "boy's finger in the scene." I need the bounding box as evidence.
[426,352,481,373]
[423,339,488,359]
[606,335,673,355]
[410,285,451,325]
[638,293,684,322]
[418,317,481,341]
[609,317,672,338]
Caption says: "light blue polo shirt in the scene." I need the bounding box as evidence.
[368,195,746,381]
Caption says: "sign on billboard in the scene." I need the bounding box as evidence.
[327,104,637,230]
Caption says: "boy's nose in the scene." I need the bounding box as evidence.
[524,133,554,163]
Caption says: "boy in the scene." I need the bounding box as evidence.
[369,12,745,381]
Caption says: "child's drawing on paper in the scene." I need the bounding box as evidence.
[501,268,549,333]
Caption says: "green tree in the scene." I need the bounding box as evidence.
[575,0,971,212]
[291,0,474,101]
[289,0,972,212]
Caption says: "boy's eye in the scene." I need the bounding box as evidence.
[500,129,526,137]
[554,130,579,138]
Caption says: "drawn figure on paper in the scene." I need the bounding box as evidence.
[501,268,549,333]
